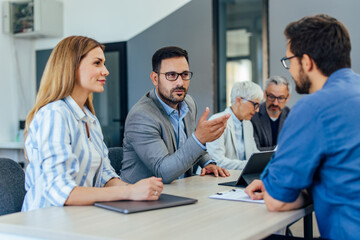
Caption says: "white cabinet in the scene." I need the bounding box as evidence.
[2,0,63,38]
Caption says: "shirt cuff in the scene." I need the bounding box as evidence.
[261,166,300,203]
[203,160,216,167]
[192,133,206,150]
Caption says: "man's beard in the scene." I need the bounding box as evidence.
[158,86,188,106]
[295,67,311,94]
[267,104,282,116]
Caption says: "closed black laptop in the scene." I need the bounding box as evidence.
[94,193,197,214]
[219,151,275,187]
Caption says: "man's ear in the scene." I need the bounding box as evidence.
[263,90,267,100]
[285,94,291,104]
[301,54,313,73]
[236,97,242,104]
[150,71,158,87]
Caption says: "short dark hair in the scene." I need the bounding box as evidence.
[284,14,351,76]
[152,46,189,73]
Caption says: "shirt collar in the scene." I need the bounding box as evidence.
[323,68,352,88]
[229,107,243,127]
[154,88,188,117]
[64,96,97,123]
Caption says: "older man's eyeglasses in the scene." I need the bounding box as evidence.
[241,98,260,110]
[266,93,288,103]
[280,55,297,69]
[157,71,193,81]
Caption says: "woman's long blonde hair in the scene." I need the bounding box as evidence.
[24,36,105,139]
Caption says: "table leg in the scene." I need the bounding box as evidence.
[303,212,313,239]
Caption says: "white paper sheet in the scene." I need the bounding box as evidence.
[209,188,264,204]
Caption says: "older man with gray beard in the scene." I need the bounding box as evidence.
[251,76,291,151]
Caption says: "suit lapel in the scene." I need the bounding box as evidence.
[278,108,288,134]
[259,104,273,146]
[231,121,239,157]
[182,98,195,176]
[149,90,178,150]
[183,112,192,138]
[183,95,196,139]
[226,109,238,157]
[243,120,254,160]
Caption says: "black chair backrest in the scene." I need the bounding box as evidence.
[0,158,26,215]
[108,147,123,175]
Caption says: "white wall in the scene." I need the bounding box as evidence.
[0,22,19,141]
[35,0,191,49]
[0,0,36,142]
[0,0,190,142]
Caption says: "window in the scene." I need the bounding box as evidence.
[93,42,127,147]
[215,0,268,110]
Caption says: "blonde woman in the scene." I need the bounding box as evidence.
[22,36,163,211]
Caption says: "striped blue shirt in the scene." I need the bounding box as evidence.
[22,96,118,211]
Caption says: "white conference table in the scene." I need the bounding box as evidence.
[0,171,313,240]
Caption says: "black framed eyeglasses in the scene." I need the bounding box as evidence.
[280,55,297,69]
[266,92,288,103]
[241,98,260,110]
[157,71,193,81]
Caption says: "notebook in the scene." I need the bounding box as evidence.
[218,150,275,187]
[94,193,197,214]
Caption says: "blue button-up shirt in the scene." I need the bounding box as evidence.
[154,90,212,177]
[155,91,189,149]
[261,69,360,239]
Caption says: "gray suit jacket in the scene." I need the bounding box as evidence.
[120,90,211,184]
[251,102,290,151]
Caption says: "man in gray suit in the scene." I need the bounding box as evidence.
[121,46,230,184]
[251,76,291,151]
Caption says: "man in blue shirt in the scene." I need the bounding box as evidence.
[245,14,360,239]
[121,46,230,184]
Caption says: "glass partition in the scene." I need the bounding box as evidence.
[215,0,268,110]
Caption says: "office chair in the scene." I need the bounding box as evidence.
[0,158,26,216]
[108,147,123,175]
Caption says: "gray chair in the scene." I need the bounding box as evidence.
[108,147,123,175]
[0,158,26,215]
